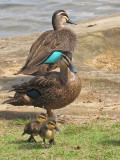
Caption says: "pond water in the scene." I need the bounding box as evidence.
[0,0,120,37]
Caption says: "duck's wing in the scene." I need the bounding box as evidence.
[17,30,53,74]
[3,73,62,105]
[13,72,60,96]
[26,30,54,67]
[18,29,77,73]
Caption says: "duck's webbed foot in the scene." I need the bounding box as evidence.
[49,138,55,146]
[27,135,37,143]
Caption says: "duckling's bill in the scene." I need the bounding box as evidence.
[55,126,60,132]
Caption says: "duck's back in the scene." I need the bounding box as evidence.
[18,28,77,76]
[30,28,77,59]
[24,121,41,134]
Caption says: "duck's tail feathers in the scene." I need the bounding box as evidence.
[14,66,27,75]
[2,93,25,105]
[2,97,20,105]
[21,131,25,136]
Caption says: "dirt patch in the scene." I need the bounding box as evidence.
[92,52,120,72]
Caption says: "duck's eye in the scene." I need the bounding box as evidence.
[62,55,70,65]
[61,13,68,18]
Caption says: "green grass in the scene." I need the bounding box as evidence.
[0,119,120,160]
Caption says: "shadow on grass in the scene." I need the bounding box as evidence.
[10,139,45,150]
[100,140,120,146]
[0,110,42,120]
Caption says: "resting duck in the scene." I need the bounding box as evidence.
[4,50,82,117]
[16,10,77,76]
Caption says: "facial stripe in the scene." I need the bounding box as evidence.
[62,16,68,21]
[48,121,56,126]
[57,12,68,19]
[57,12,66,16]
[61,12,68,18]
[62,54,70,64]
[39,115,46,119]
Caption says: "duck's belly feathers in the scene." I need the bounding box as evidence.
[41,130,56,140]
[35,74,81,110]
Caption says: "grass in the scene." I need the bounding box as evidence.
[0,118,120,160]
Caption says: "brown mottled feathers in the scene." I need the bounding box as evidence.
[17,28,77,75]
[22,121,40,135]
[13,72,61,93]
[5,70,81,111]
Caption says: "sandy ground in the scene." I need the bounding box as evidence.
[0,13,120,125]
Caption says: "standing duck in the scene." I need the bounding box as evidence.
[4,51,81,117]
[22,113,47,143]
[39,118,60,148]
[16,10,77,76]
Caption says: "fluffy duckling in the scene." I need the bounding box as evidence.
[39,118,60,148]
[22,113,47,143]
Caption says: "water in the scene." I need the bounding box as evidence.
[0,0,120,38]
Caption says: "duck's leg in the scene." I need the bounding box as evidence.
[27,136,32,142]
[47,109,66,123]
[27,135,37,143]
[47,109,54,117]
[43,139,48,149]
[49,138,55,146]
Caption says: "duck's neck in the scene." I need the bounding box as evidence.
[52,18,63,30]
[60,66,69,84]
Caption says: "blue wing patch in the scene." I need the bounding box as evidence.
[26,90,40,99]
[43,51,62,64]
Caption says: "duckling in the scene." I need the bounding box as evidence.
[16,10,77,76]
[39,118,60,148]
[4,50,81,117]
[22,113,47,143]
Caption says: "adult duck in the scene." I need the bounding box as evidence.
[16,10,77,76]
[4,51,81,117]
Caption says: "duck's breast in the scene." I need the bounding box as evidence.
[45,130,56,139]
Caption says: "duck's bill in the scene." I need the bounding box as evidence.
[67,19,77,25]
[68,62,78,73]
[55,126,60,132]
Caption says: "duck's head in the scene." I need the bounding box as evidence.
[46,119,60,131]
[52,10,76,30]
[60,51,78,73]
[37,113,47,123]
